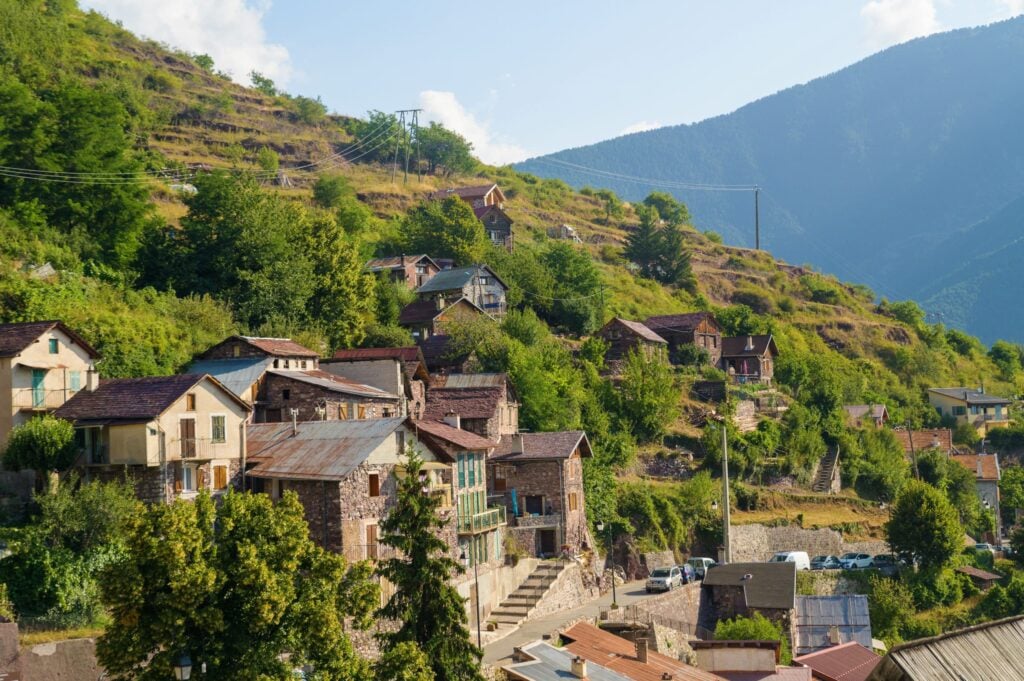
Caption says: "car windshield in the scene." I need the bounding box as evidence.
[841,553,858,559]
[811,556,827,562]
[651,568,671,578]
[769,554,787,562]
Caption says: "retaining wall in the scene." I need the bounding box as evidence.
[730,523,888,563]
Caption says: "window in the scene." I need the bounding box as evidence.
[69,371,81,392]
[458,454,466,488]
[273,359,280,369]
[339,403,349,420]
[186,393,196,411]
[479,276,490,286]
[300,360,307,369]
[493,466,507,491]
[369,473,380,497]
[211,415,226,443]
[366,524,379,560]
[181,466,196,493]
[213,465,229,490]
[48,338,58,354]
[569,493,578,512]
[953,406,967,416]
[468,454,476,487]
[477,454,483,485]
[358,405,367,419]
[284,360,290,369]
[233,345,241,357]
[282,389,291,401]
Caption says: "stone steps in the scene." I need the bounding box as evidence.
[487,562,565,626]
[812,449,839,493]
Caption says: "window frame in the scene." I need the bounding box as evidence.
[185,393,197,411]
[368,472,381,498]
[210,414,227,444]
[48,338,59,354]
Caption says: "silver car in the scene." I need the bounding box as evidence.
[646,566,683,593]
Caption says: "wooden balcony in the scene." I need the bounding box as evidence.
[168,437,229,460]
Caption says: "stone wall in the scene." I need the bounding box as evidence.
[85,458,242,504]
[729,523,888,562]
[526,562,597,621]
[261,372,398,423]
[642,550,677,572]
[733,400,758,433]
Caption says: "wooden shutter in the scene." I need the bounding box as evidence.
[368,473,380,497]
[366,524,379,560]
[214,466,228,490]
[198,467,208,489]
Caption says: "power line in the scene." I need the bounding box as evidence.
[534,157,756,192]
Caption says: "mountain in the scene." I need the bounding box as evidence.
[516,17,1024,343]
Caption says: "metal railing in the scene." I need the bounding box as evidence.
[169,436,230,460]
[457,506,506,534]
[12,388,79,410]
[513,513,562,528]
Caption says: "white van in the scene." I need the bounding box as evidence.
[768,551,811,570]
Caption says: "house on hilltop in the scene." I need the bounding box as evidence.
[892,429,954,456]
[843,404,889,429]
[423,373,518,442]
[644,312,723,365]
[699,562,797,648]
[950,452,1001,539]
[594,318,667,371]
[928,387,1011,436]
[365,254,440,289]
[414,264,509,316]
[720,335,778,385]
[398,297,488,343]
[429,184,513,252]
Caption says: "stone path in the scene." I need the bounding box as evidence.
[481,580,655,664]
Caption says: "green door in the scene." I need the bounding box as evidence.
[31,369,45,408]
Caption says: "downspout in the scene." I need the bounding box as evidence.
[157,422,168,502]
[321,480,329,548]
[239,420,246,491]
[558,459,565,550]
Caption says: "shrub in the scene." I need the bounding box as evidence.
[714,612,791,664]
[704,231,723,244]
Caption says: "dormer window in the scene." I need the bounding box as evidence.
[186,393,196,411]
[48,338,58,354]
[479,276,490,286]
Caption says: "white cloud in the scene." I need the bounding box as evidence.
[860,0,941,47]
[998,0,1024,16]
[419,91,530,165]
[620,120,662,135]
[81,0,292,86]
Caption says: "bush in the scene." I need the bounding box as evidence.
[704,231,723,244]
[714,612,791,664]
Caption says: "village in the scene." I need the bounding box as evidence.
[0,182,1020,681]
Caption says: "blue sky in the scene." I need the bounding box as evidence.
[84,0,1023,163]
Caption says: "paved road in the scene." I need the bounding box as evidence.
[482,580,655,664]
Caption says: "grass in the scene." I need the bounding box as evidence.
[732,494,889,540]
[19,625,106,646]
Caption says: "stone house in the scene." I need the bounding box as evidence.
[414,264,509,318]
[474,204,514,252]
[594,318,668,367]
[54,374,251,503]
[720,334,779,385]
[0,321,100,446]
[950,453,1002,539]
[928,387,1012,436]
[843,404,889,429]
[644,312,723,366]
[246,417,472,561]
[365,254,440,289]
[488,431,592,557]
[399,296,487,343]
[321,346,430,419]
[199,335,320,369]
[423,373,519,441]
[699,562,797,648]
[259,369,401,423]
[419,335,475,375]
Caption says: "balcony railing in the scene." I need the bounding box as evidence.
[457,506,506,534]
[169,437,230,460]
[12,388,79,410]
[513,513,562,528]
[424,483,453,508]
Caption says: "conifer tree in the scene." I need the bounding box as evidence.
[623,205,661,277]
[376,453,485,681]
[655,224,696,291]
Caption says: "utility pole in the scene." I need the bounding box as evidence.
[720,418,732,564]
[391,109,422,185]
[906,421,920,480]
[754,186,761,251]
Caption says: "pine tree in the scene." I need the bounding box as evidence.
[654,224,696,291]
[376,453,485,681]
[623,205,661,277]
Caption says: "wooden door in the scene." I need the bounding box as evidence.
[366,524,379,560]
[179,418,196,458]
[539,529,557,556]
[32,369,46,407]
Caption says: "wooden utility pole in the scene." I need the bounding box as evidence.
[391,109,422,185]
[721,419,732,564]
[906,421,920,480]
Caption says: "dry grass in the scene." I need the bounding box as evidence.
[19,626,105,646]
[733,497,889,540]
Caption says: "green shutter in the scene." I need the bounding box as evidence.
[468,453,476,487]
[458,454,465,488]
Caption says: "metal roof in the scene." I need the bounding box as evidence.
[793,642,881,681]
[436,373,507,389]
[266,369,399,399]
[794,596,873,655]
[503,641,631,681]
[927,388,1012,405]
[415,264,507,294]
[189,357,272,399]
[246,418,407,481]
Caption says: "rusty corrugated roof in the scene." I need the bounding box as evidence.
[411,419,494,451]
[950,453,1000,481]
[792,641,881,681]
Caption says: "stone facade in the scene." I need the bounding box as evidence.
[706,584,794,645]
[85,458,243,504]
[259,371,399,424]
[729,523,888,563]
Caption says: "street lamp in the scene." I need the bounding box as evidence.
[172,653,192,681]
[460,547,482,649]
[597,521,617,607]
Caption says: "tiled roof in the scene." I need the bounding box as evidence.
[792,642,880,681]
[892,429,953,454]
[794,596,872,655]
[399,299,442,325]
[330,347,423,362]
[721,335,777,358]
[365,254,436,271]
[601,318,667,344]
[424,386,505,420]
[410,419,495,451]
[54,374,246,423]
[267,369,399,400]
[240,336,318,358]
[561,622,726,681]
[189,357,273,399]
[643,312,719,333]
[843,405,888,421]
[247,418,407,480]
[950,453,1000,481]
[956,565,1002,581]
[428,184,499,201]
[703,562,796,610]
[491,431,592,461]
[0,321,100,359]
[928,388,1012,405]
[419,335,471,371]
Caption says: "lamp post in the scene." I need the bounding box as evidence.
[717,417,732,564]
[172,653,192,681]
[597,521,617,607]
[460,547,482,649]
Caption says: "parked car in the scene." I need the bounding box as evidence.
[677,563,697,584]
[840,552,873,569]
[870,554,900,576]
[976,543,997,554]
[646,566,684,593]
[810,554,842,570]
[768,550,811,570]
[687,557,717,580]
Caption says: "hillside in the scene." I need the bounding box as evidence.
[516,17,1024,343]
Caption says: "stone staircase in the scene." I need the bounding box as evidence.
[487,561,565,628]
[812,448,840,493]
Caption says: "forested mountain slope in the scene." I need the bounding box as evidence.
[516,17,1024,343]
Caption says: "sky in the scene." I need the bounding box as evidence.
[82,0,1024,165]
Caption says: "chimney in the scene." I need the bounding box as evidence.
[509,432,525,454]
[635,639,649,664]
[443,410,461,430]
[290,408,299,436]
[745,335,754,352]
[435,296,445,311]
[571,656,588,678]
[829,626,841,645]
[86,368,100,392]
[400,254,405,266]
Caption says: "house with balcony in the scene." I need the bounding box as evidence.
[643,312,723,366]
[54,373,251,503]
[365,254,440,289]
[321,347,431,419]
[0,321,100,446]
[412,264,509,319]
[928,387,1012,436]
[423,373,519,442]
[488,431,592,557]
[474,205,514,252]
[720,334,778,385]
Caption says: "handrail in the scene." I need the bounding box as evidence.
[457,506,506,533]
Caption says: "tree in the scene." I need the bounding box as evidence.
[249,70,277,96]
[255,147,279,174]
[2,415,77,492]
[885,480,963,570]
[376,453,484,681]
[375,642,435,681]
[714,612,791,664]
[416,122,476,176]
[1000,465,1024,527]
[194,54,214,72]
[989,340,1022,380]
[623,206,661,276]
[536,242,605,334]
[615,348,679,443]
[312,173,355,209]
[98,491,375,680]
[352,111,403,164]
[594,189,624,223]
[655,224,696,290]
[642,191,690,226]
[293,96,327,125]
[401,197,488,266]
[869,575,915,644]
